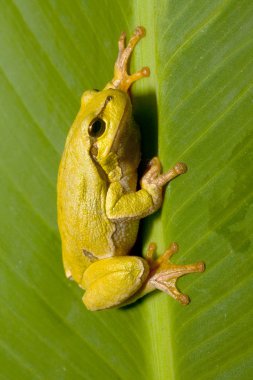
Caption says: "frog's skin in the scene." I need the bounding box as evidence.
[57,26,204,311]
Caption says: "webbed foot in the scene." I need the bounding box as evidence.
[104,26,150,92]
[141,158,187,188]
[145,242,205,304]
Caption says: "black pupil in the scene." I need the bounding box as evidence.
[89,118,106,137]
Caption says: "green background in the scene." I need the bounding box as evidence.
[0,1,252,379]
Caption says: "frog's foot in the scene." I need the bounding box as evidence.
[145,242,205,304]
[105,26,150,92]
[141,158,187,188]
[156,161,187,187]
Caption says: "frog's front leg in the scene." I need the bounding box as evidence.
[81,256,150,311]
[106,157,187,220]
[140,157,187,210]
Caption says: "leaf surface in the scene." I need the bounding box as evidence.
[0,1,252,379]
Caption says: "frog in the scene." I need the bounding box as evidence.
[57,26,204,311]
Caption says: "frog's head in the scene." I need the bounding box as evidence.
[80,88,138,179]
[78,27,150,180]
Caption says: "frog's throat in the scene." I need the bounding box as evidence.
[104,26,150,92]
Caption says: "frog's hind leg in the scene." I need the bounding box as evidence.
[147,243,205,304]
[81,256,150,311]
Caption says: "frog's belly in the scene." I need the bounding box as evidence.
[78,207,116,257]
[59,200,116,282]
[112,219,139,255]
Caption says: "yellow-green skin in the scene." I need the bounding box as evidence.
[58,89,163,310]
[58,26,204,311]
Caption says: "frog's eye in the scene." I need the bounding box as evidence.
[88,118,106,137]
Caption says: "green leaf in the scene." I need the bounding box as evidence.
[0,1,252,379]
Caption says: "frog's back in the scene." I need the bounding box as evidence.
[57,88,141,283]
[57,125,116,283]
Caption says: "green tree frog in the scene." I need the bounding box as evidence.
[57,26,204,311]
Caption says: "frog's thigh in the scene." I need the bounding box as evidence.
[82,256,149,311]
